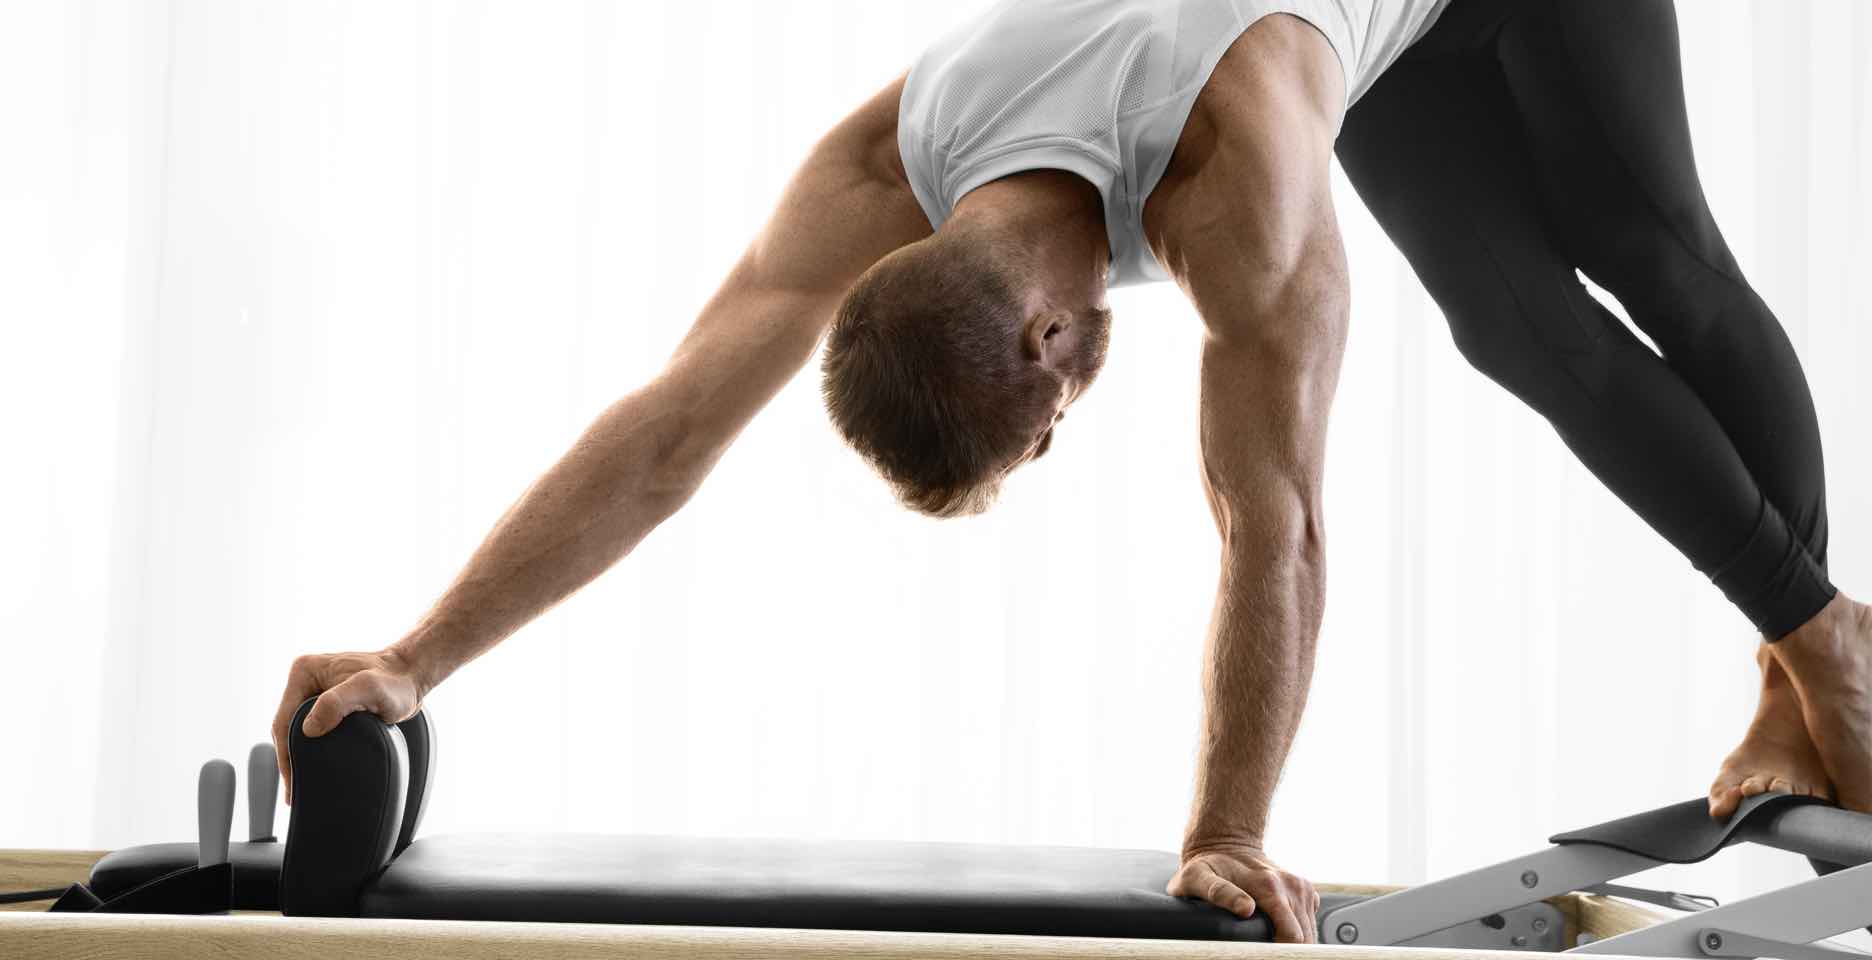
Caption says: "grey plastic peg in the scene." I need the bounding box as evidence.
[247,743,278,841]
[198,759,236,867]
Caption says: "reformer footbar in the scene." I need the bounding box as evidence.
[1317,793,1872,958]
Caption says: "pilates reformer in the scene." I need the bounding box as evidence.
[8,700,1872,959]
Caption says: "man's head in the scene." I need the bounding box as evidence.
[821,225,1111,517]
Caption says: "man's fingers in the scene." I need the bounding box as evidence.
[271,660,317,749]
[1209,860,1313,944]
[300,675,380,738]
[1171,862,1258,919]
[271,657,324,806]
[274,723,293,808]
[1248,878,1308,943]
[1205,872,1259,921]
[1171,853,1319,944]
[1298,877,1321,935]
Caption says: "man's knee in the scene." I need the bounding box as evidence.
[1438,294,1598,415]
[1596,250,1771,358]
[1569,210,1755,342]
[1446,307,1545,396]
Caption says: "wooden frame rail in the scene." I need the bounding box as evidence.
[0,912,1665,960]
[0,850,105,913]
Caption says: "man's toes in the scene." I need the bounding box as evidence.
[1800,781,1831,800]
[1709,783,1742,819]
[1739,774,1772,798]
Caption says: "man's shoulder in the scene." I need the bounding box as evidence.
[1179,14,1344,176]
[1144,18,1344,277]
[813,74,913,192]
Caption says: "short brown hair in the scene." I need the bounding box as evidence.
[821,238,1064,517]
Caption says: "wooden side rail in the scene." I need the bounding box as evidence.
[0,913,1665,960]
[0,850,105,913]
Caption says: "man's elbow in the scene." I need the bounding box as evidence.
[641,459,706,518]
[640,418,718,517]
[576,389,714,522]
[1208,264,1347,359]
[1214,488,1325,559]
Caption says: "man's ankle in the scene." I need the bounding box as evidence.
[1779,592,1855,652]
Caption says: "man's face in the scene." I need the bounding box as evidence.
[1004,384,1070,473]
[1003,307,1110,475]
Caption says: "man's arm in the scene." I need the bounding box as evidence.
[1150,22,1347,944]
[270,78,931,796]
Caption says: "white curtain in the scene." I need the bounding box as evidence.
[5,0,1870,910]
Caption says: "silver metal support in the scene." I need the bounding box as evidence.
[1697,928,1870,960]
[1397,902,1568,951]
[1317,843,1660,945]
[1733,803,1872,866]
[1572,860,1872,957]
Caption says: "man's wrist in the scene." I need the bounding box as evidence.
[1182,806,1269,856]
[386,630,452,696]
[1183,831,1267,855]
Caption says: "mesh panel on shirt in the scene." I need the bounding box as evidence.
[934,3,1160,164]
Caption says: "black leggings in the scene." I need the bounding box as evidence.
[1335,0,1834,638]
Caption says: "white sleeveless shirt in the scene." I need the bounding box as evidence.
[898,0,1450,286]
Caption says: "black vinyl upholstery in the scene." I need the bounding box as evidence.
[87,840,283,910]
[360,831,1348,940]
[87,709,435,914]
[264,702,1323,939]
[281,700,409,916]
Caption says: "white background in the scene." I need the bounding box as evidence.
[4,0,1870,913]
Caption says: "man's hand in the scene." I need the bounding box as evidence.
[1143,18,1345,952]
[270,648,426,804]
[1169,841,1320,943]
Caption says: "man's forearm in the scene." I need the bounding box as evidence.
[388,376,716,692]
[1183,511,1325,850]
[1179,248,1345,852]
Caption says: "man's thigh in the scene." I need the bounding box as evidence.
[1492,0,1740,288]
[1334,54,1614,363]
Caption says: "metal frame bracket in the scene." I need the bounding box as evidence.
[1696,928,1870,960]
[1572,860,1872,957]
[1317,844,1659,946]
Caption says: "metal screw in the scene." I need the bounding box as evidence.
[1512,935,1529,947]
[1336,923,1359,944]
[1520,870,1539,889]
[1533,918,1550,934]
[1705,932,1725,952]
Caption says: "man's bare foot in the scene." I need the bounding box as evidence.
[1772,592,1872,811]
[1709,642,1832,819]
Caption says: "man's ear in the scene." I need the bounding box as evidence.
[1021,309,1074,365]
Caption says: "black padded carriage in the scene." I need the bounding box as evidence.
[90,702,1350,941]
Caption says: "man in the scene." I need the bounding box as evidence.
[272,0,1872,944]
